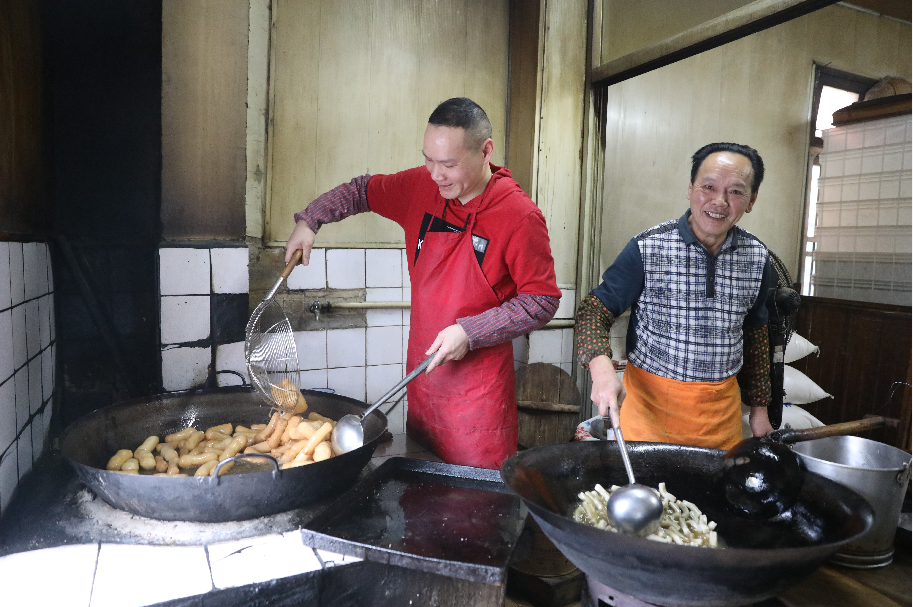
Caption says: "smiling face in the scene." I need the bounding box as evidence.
[422,124,493,204]
[686,151,758,254]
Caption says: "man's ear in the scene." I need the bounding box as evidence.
[746,190,759,213]
[481,138,494,163]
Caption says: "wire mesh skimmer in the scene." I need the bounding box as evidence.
[245,250,303,415]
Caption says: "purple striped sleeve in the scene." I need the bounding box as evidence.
[293,174,372,232]
[457,294,560,350]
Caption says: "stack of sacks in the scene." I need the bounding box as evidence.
[741,333,828,438]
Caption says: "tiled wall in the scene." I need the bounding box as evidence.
[159,246,250,392]
[0,242,56,515]
[160,246,578,435]
[815,114,912,305]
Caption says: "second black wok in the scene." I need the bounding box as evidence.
[501,440,873,607]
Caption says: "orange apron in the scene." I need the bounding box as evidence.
[620,362,742,450]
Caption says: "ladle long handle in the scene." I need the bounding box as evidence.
[774,415,898,444]
[607,412,636,485]
[359,353,436,420]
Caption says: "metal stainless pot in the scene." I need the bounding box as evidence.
[501,440,874,607]
[59,387,387,522]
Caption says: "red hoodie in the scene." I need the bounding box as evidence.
[367,164,560,306]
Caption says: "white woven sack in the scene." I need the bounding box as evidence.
[783,365,833,405]
[784,332,819,364]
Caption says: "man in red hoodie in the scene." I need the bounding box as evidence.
[285,98,560,469]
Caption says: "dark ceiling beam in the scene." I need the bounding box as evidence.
[591,0,842,88]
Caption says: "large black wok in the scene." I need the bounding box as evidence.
[59,387,387,523]
[501,440,874,607]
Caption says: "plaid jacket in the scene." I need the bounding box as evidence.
[629,217,769,382]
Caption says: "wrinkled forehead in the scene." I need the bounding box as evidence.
[694,152,754,185]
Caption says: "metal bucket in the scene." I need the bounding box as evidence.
[793,435,912,568]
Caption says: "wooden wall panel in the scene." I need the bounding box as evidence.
[791,296,911,451]
[598,0,753,65]
[0,0,48,238]
[265,0,510,247]
[532,0,588,288]
[597,4,912,284]
[161,0,248,241]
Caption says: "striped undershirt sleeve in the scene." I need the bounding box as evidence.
[293,174,372,233]
[575,294,615,369]
[457,294,559,350]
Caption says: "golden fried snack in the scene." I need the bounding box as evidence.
[107,449,134,471]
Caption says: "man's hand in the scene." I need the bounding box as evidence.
[424,324,470,373]
[749,405,775,437]
[286,220,317,265]
[588,355,625,422]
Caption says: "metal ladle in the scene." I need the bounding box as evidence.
[604,411,664,536]
[331,353,436,455]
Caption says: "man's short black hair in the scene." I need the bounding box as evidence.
[428,97,492,151]
[690,143,765,194]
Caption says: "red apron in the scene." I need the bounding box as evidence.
[406,200,517,470]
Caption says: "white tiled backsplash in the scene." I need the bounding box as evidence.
[0,241,56,518]
[163,246,576,436]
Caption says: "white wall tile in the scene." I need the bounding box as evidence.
[38,244,50,296]
[298,368,328,390]
[555,289,576,319]
[0,311,12,382]
[209,533,321,589]
[91,544,210,607]
[366,249,402,288]
[287,248,326,290]
[8,243,24,307]
[0,448,17,511]
[16,429,31,479]
[367,326,402,366]
[159,248,210,295]
[160,296,210,344]
[366,288,402,326]
[0,544,98,607]
[31,411,45,460]
[402,325,410,366]
[28,357,41,414]
[366,363,404,404]
[327,366,366,401]
[38,295,51,349]
[0,379,14,454]
[22,243,40,301]
[48,293,55,342]
[512,334,529,364]
[211,247,249,294]
[529,330,563,364]
[560,328,574,364]
[384,394,407,435]
[42,346,54,401]
[0,242,11,310]
[326,249,365,289]
[14,368,28,432]
[294,330,327,371]
[215,341,248,386]
[161,347,210,392]
[25,300,39,359]
[326,328,365,368]
[401,249,411,289]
